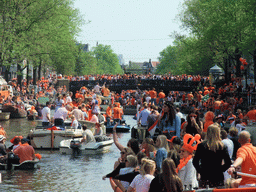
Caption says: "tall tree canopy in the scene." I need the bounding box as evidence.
[158,0,256,83]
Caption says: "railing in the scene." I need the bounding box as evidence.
[69,79,200,93]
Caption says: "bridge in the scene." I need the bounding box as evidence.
[69,79,200,94]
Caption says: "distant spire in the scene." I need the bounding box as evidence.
[96,41,98,46]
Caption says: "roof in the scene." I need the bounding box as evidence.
[151,61,160,68]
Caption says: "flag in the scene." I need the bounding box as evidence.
[148,120,158,137]
[148,111,164,136]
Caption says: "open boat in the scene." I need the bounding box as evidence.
[28,120,106,149]
[2,104,27,118]
[106,120,130,133]
[0,158,39,170]
[59,136,114,155]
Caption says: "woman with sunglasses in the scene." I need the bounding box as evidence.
[158,101,181,139]
[116,155,138,191]
[102,147,135,180]
[181,109,203,137]
[176,134,201,190]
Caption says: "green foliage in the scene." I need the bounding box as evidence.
[92,44,123,74]
[0,0,82,76]
[157,0,256,81]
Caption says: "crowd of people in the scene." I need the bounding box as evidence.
[0,74,256,191]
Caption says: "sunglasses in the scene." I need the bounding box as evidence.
[120,151,126,155]
[189,115,197,118]
[179,150,185,153]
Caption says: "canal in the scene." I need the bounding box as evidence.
[0,115,137,192]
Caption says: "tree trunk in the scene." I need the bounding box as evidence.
[17,64,22,87]
[235,48,241,77]
[33,66,37,85]
[38,57,42,80]
[253,49,256,84]
[4,66,9,82]
[26,62,30,88]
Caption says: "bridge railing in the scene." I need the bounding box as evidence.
[69,79,200,93]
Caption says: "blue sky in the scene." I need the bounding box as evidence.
[73,0,187,64]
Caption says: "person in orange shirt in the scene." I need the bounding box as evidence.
[158,89,165,103]
[226,111,236,124]
[102,85,110,97]
[203,111,215,133]
[113,103,123,122]
[214,97,222,115]
[149,88,157,106]
[106,104,113,126]
[228,131,256,187]
[237,109,243,120]
[130,96,136,106]
[244,106,256,122]
[187,92,193,104]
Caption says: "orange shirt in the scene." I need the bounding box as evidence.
[187,93,193,101]
[226,114,236,124]
[238,113,243,120]
[113,107,123,120]
[149,90,157,99]
[106,106,112,118]
[245,110,256,121]
[102,87,110,97]
[14,144,35,163]
[131,98,136,106]
[237,143,256,186]
[203,121,214,132]
[158,92,165,99]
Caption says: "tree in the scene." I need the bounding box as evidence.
[92,44,123,74]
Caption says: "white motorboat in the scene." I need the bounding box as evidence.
[28,126,84,149]
[59,137,114,155]
[28,120,106,149]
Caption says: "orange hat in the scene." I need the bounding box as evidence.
[182,134,201,154]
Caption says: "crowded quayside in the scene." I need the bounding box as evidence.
[0,73,255,192]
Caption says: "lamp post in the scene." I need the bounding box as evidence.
[209,65,224,86]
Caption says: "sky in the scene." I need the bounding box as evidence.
[73,0,187,64]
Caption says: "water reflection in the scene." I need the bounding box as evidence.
[0,115,135,191]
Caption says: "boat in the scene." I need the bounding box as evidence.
[2,104,27,118]
[59,136,114,155]
[105,120,130,132]
[0,154,39,170]
[0,112,10,121]
[28,120,106,149]
[123,105,137,115]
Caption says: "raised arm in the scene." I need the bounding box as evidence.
[113,123,125,152]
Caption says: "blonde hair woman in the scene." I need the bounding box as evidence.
[193,124,231,188]
[127,158,156,192]
[155,135,169,172]
[118,155,138,191]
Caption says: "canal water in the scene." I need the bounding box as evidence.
[0,115,137,192]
